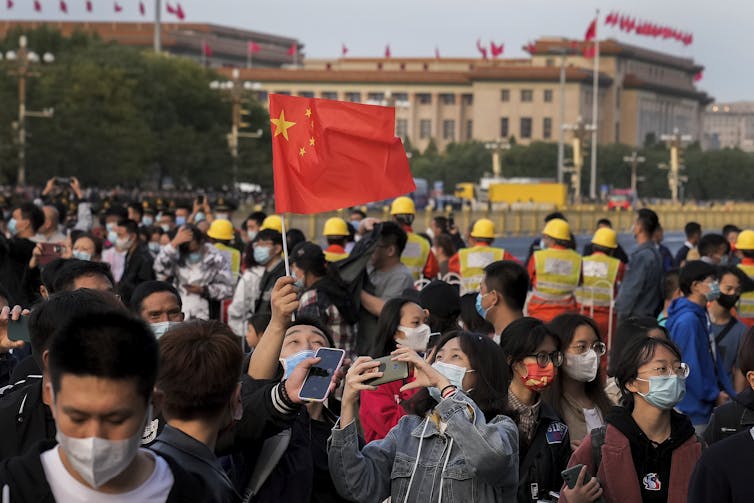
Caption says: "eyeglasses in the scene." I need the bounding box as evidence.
[526,350,564,368]
[569,341,607,357]
[638,362,690,379]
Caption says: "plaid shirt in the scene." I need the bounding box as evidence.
[508,390,542,445]
[298,288,356,359]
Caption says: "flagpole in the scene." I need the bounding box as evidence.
[153,0,161,53]
[280,213,291,278]
[590,9,600,201]
[247,48,251,69]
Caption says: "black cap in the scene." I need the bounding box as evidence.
[290,242,325,271]
[680,260,717,294]
[419,280,461,319]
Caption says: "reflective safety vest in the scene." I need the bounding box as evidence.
[574,254,620,308]
[400,232,431,280]
[214,243,241,283]
[533,248,582,299]
[739,264,754,318]
[459,245,505,293]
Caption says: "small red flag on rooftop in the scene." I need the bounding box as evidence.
[139,1,145,15]
[341,43,348,57]
[384,44,391,58]
[6,0,13,10]
[269,94,415,214]
[584,18,597,41]
[59,0,67,13]
[249,41,261,54]
[85,0,92,12]
[33,0,41,12]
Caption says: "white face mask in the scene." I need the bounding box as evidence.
[427,361,475,401]
[397,324,431,352]
[563,349,600,383]
[150,321,180,339]
[55,404,152,488]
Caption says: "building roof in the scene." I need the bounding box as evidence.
[622,74,713,104]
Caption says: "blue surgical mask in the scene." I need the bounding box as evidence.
[475,292,489,320]
[148,242,161,254]
[142,216,154,227]
[705,281,721,302]
[107,230,118,244]
[186,251,202,264]
[72,250,92,261]
[428,361,474,401]
[160,224,171,233]
[281,350,316,379]
[254,246,272,265]
[7,218,17,236]
[106,222,116,232]
[151,321,180,339]
[291,272,305,290]
[175,216,187,226]
[637,375,686,410]
[194,212,206,223]
[247,230,258,241]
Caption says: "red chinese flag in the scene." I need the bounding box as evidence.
[341,43,348,57]
[175,2,185,20]
[85,0,92,11]
[6,0,13,10]
[384,44,391,58]
[694,71,703,82]
[59,0,67,13]
[139,1,145,15]
[583,43,596,59]
[287,43,297,56]
[249,41,261,54]
[114,2,123,12]
[434,46,440,59]
[584,18,597,41]
[33,0,41,12]
[202,41,212,57]
[269,94,415,214]
[166,2,175,14]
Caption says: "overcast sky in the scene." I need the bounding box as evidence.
[4,0,752,102]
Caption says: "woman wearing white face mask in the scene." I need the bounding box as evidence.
[544,314,612,451]
[560,336,701,503]
[359,297,433,442]
[330,332,519,503]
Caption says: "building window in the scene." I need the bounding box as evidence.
[396,119,408,139]
[501,89,510,102]
[462,94,473,105]
[321,91,338,100]
[274,90,291,96]
[345,92,361,103]
[466,120,473,139]
[367,92,385,102]
[543,117,552,139]
[545,58,555,67]
[298,91,314,98]
[443,120,456,140]
[420,119,432,139]
[500,117,509,138]
[257,91,269,102]
[520,117,532,138]
[393,92,409,102]
[544,89,553,102]
[440,93,456,105]
[417,93,432,104]
[521,89,533,102]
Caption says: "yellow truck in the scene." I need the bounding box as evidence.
[455,180,567,208]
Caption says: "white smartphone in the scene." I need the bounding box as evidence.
[298,347,345,402]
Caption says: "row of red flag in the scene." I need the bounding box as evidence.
[604,11,693,46]
[201,40,296,57]
[339,41,504,60]
[4,0,185,18]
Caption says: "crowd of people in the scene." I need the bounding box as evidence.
[0,178,753,502]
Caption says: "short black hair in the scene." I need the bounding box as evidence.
[256,228,283,246]
[459,292,495,334]
[117,218,140,236]
[679,260,716,296]
[350,209,367,219]
[249,312,271,335]
[482,260,530,312]
[613,335,682,409]
[48,310,158,402]
[29,289,124,368]
[17,202,45,233]
[287,316,335,348]
[378,221,408,255]
[608,316,667,377]
[596,218,612,228]
[636,208,659,236]
[286,228,306,252]
[545,212,567,223]
[737,327,754,376]
[663,268,680,301]
[72,233,104,258]
[432,216,449,234]
[374,296,420,358]
[684,222,702,238]
[53,259,114,292]
[40,258,69,296]
[129,280,182,314]
[698,233,729,258]
[247,211,267,226]
[500,317,559,370]
[722,224,741,238]
[127,202,144,219]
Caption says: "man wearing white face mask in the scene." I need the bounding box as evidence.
[0,309,209,501]
[111,219,155,305]
[129,281,185,339]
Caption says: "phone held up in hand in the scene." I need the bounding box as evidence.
[298,347,345,402]
[363,355,409,386]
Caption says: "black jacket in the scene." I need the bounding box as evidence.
[0,377,55,464]
[254,260,286,314]
[117,242,155,305]
[0,440,211,502]
[703,387,754,445]
[689,428,754,503]
[0,235,37,306]
[517,403,571,503]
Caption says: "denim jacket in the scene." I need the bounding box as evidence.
[328,390,519,503]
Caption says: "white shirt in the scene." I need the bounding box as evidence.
[40,446,174,503]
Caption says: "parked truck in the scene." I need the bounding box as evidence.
[455,177,567,208]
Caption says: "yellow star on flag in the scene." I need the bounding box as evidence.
[270,110,296,141]
[309,137,316,146]
[299,147,307,157]
[305,108,312,118]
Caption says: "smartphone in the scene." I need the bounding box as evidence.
[298,347,345,402]
[363,355,409,386]
[38,242,64,266]
[561,464,584,489]
[55,177,71,185]
[197,195,205,204]
[8,316,30,343]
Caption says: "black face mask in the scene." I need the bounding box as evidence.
[717,293,740,310]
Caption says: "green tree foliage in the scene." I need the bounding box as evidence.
[0,26,271,188]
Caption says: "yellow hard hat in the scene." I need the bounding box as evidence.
[207,219,235,241]
[323,217,349,236]
[390,196,416,215]
[736,229,754,250]
[543,218,571,241]
[471,218,496,240]
[591,228,618,249]
[260,215,283,233]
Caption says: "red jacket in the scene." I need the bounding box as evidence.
[559,423,701,503]
[359,378,418,443]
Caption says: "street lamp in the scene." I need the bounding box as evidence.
[2,35,55,186]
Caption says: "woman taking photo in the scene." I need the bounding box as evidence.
[330,331,519,502]
[545,313,612,450]
[501,317,571,503]
[560,335,702,503]
[359,296,432,442]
